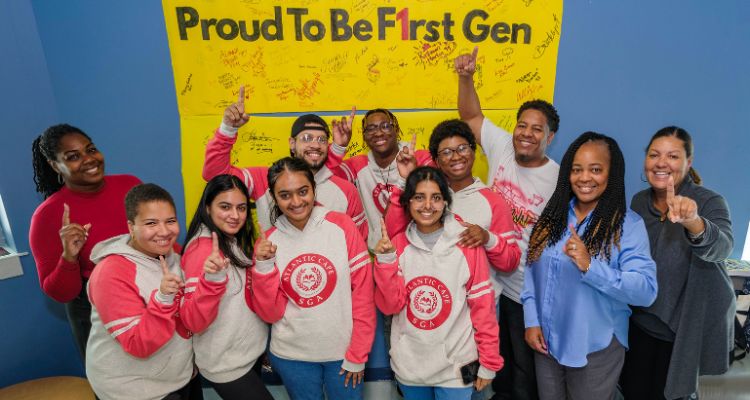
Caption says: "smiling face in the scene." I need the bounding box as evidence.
[273,170,315,230]
[408,180,446,234]
[49,132,105,192]
[207,187,248,236]
[513,109,554,167]
[570,141,610,215]
[289,123,329,171]
[435,136,475,186]
[128,200,180,258]
[644,135,692,192]
[363,111,399,158]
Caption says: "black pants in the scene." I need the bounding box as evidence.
[209,366,273,400]
[620,322,676,400]
[64,285,92,363]
[492,295,538,400]
[162,374,205,400]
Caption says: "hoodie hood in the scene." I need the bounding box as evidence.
[274,205,328,235]
[451,178,487,202]
[405,211,463,254]
[90,233,178,267]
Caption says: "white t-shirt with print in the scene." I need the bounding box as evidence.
[481,118,559,303]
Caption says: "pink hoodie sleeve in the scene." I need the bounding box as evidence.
[373,235,409,315]
[383,186,409,239]
[250,232,288,323]
[179,237,228,334]
[202,129,269,200]
[481,189,521,273]
[325,143,368,183]
[463,246,504,373]
[88,255,180,359]
[327,213,376,367]
[331,176,369,242]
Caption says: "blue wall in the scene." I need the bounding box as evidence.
[1,0,748,387]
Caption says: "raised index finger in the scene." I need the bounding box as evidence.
[568,224,581,240]
[211,231,220,255]
[238,85,245,105]
[62,203,70,226]
[159,255,169,276]
[470,46,479,61]
[349,106,357,120]
[666,175,676,206]
[380,218,389,240]
[409,132,417,152]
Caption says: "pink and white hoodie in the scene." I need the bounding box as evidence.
[326,142,433,250]
[251,207,375,372]
[375,214,503,387]
[384,179,521,298]
[180,225,268,383]
[203,127,367,239]
[87,234,193,400]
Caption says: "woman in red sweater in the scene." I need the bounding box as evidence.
[29,123,141,361]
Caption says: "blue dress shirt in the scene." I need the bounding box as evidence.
[521,202,657,367]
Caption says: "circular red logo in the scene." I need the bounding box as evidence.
[371,183,391,214]
[281,253,337,308]
[405,276,452,330]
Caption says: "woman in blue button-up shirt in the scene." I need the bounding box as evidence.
[520,131,657,400]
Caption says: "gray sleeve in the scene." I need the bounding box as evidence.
[689,194,733,263]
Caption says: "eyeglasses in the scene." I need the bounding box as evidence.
[363,121,395,136]
[296,133,328,144]
[437,144,474,160]
[409,193,445,206]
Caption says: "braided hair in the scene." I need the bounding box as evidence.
[32,124,91,199]
[527,132,626,264]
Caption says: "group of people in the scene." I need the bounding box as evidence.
[28,48,735,400]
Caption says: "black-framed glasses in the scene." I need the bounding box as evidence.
[296,133,328,144]
[363,121,395,136]
[437,144,474,160]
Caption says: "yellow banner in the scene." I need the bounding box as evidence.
[162,0,562,113]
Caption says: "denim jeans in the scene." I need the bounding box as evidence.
[268,352,363,400]
[398,383,474,400]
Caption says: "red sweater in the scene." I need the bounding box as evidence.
[29,174,141,302]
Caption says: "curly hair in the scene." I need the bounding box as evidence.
[517,99,560,133]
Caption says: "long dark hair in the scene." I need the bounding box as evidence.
[32,124,93,199]
[182,175,254,268]
[646,126,701,185]
[527,132,626,264]
[399,166,453,223]
[267,157,316,225]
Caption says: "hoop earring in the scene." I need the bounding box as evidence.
[639,173,648,183]
[57,174,64,184]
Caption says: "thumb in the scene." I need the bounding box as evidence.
[471,46,479,61]
[459,220,471,228]
[83,223,92,234]
[159,255,169,276]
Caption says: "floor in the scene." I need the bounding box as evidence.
[202,361,750,400]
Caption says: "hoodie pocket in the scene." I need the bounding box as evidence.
[390,334,453,384]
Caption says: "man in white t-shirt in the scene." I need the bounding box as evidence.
[456,47,560,400]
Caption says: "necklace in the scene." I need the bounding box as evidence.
[376,164,394,193]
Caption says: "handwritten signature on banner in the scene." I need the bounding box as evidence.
[162,0,562,113]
